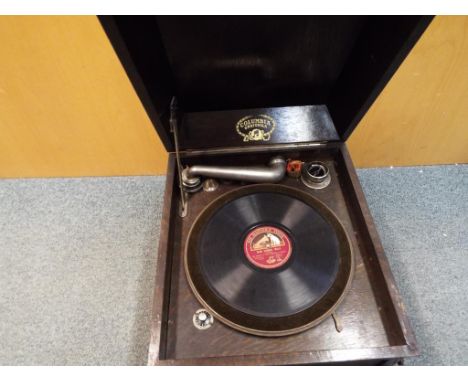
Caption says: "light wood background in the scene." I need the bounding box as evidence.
[0,16,165,178]
[0,16,466,178]
[347,15,468,167]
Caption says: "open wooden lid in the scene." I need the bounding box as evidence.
[100,16,432,152]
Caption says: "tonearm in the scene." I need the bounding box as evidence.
[169,96,286,197]
[181,156,287,192]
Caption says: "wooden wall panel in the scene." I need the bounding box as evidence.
[0,16,168,177]
[347,15,468,167]
[0,16,466,178]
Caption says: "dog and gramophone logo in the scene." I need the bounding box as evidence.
[236,115,276,142]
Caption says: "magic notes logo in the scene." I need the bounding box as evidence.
[236,115,276,142]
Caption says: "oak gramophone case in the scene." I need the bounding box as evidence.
[100,16,433,365]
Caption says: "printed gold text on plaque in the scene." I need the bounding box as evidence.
[236,115,276,142]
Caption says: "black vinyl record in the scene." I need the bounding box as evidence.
[185,184,353,336]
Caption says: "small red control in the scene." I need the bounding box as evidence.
[286,160,303,178]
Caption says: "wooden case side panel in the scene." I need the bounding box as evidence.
[148,154,177,365]
[338,144,418,353]
[156,345,414,366]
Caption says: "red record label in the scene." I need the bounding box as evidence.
[243,225,292,269]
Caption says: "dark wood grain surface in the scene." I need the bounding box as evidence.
[100,16,432,151]
[148,145,417,365]
[179,105,339,151]
[147,156,176,365]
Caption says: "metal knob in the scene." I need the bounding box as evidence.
[193,309,213,330]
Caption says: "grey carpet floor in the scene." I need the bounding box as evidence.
[0,165,466,365]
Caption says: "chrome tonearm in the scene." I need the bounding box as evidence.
[182,156,287,192]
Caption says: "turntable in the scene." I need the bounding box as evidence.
[101,16,433,365]
[185,183,354,337]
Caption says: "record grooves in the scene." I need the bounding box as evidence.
[185,184,354,337]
